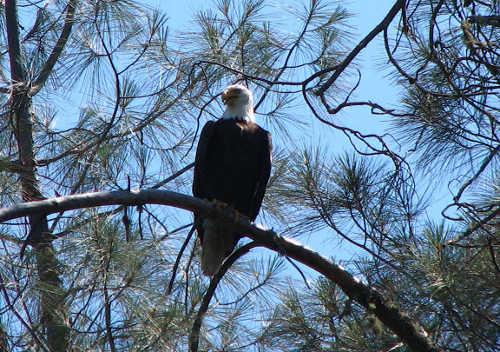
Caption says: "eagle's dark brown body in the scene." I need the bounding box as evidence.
[193,118,272,275]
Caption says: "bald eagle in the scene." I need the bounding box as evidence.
[192,84,272,276]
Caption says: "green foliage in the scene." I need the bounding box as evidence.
[0,0,497,351]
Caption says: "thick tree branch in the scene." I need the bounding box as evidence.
[30,0,77,96]
[5,2,70,349]
[4,0,25,83]
[0,190,439,352]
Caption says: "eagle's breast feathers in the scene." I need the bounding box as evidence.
[192,85,272,276]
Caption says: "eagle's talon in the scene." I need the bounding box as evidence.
[193,84,272,276]
[233,209,243,223]
[211,199,230,210]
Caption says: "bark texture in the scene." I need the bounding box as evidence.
[4,1,69,350]
[0,189,441,352]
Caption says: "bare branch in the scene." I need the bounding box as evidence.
[4,0,25,82]
[166,226,195,295]
[315,0,404,95]
[0,190,439,352]
[30,0,77,96]
[189,242,259,352]
[468,15,500,27]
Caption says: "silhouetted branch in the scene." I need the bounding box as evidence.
[189,242,259,352]
[31,0,77,95]
[167,226,195,295]
[468,15,500,27]
[315,0,404,95]
[5,0,25,82]
[0,190,439,352]
[0,273,49,351]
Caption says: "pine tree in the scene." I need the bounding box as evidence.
[0,1,497,351]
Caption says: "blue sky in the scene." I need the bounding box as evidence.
[43,0,449,264]
[157,0,403,145]
[150,0,410,266]
[147,0,442,262]
[158,0,400,114]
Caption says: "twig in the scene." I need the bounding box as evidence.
[315,0,404,95]
[30,0,77,95]
[166,226,195,295]
[189,242,259,352]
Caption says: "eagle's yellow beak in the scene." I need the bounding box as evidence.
[221,89,239,105]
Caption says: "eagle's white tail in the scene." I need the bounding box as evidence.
[201,219,234,276]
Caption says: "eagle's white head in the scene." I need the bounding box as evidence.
[221,84,255,122]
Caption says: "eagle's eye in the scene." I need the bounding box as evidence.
[222,89,242,104]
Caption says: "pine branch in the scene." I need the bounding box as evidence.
[5,2,70,350]
[189,242,259,352]
[315,0,404,96]
[167,226,195,295]
[0,158,29,173]
[0,190,440,352]
[468,15,500,27]
[30,0,77,96]
[4,0,25,82]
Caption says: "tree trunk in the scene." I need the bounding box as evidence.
[4,1,69,350]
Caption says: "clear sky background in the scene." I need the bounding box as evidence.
[155,0,416,164]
